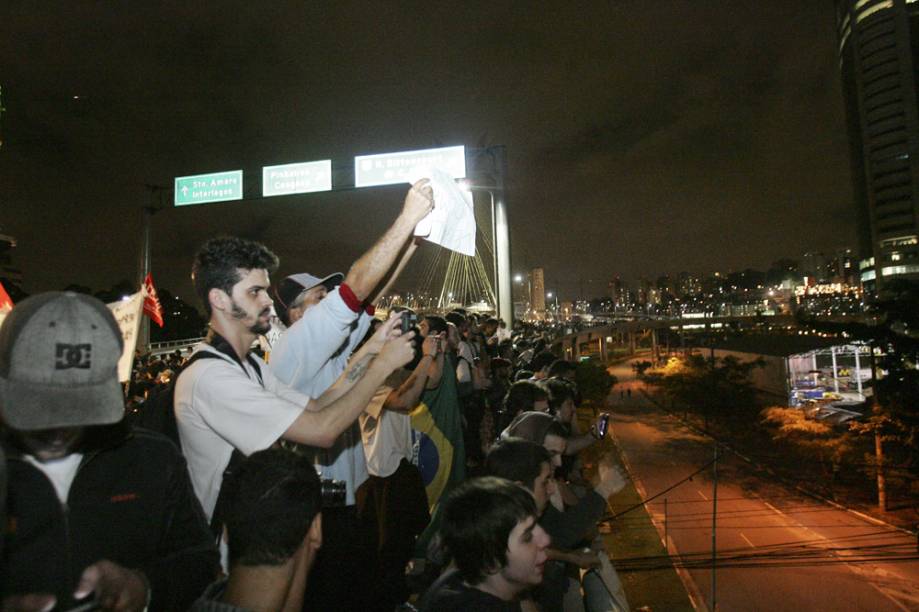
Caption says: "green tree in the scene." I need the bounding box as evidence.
[761,406,853,479]
[802,279,919,510]
[648,353,764,430]
[575,360,618,404]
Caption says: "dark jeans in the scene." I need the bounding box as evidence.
[461,393,485,462]
[360,459,431,610]
[302,483,379,612]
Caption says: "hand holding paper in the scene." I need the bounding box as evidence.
[410,166,477,256]
[402,178,434,225]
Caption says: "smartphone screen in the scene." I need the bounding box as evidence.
[598,414,610,438]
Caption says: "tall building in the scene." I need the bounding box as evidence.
[677,271,702,297]
[637,278,653,306]
[608,276,625,309]
[830,247,858,284]
[530,267,546,317]
[802,251,830,282]
[836,0,919,294]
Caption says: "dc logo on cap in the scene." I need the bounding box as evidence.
[55,343,93,370]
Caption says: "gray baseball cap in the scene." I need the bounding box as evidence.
[0,292,125,431]
[275,272,344,324]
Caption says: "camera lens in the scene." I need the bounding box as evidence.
[320,478,346,507]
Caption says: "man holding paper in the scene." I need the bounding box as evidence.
[268,179,436,611]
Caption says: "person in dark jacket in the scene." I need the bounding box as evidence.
[418,477,550,611]
[0,292,219,612]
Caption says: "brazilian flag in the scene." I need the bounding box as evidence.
[411,353,466,558]
[411,352,466,511]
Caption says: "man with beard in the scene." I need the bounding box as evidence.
[175,236,416,538]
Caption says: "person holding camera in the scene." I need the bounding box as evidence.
[358,310,444,610]
[266,181,433,611]
[175,236,416,572]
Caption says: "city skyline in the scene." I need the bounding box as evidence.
[1,2,855,305]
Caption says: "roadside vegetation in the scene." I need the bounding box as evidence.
[637,343,918,520]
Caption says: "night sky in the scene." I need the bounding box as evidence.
[0,1,855,304]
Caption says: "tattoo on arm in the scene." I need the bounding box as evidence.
[346,355,373,383]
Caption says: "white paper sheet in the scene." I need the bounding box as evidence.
[409,166,476,257]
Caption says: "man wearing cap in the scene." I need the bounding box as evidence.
[268,181,433,611]
[0,292,219,612]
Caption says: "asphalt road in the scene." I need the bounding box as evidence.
[605,358,919,612]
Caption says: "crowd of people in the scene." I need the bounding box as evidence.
[0,180,629,612]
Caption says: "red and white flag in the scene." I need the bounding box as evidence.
[142,273,164,328]
[0,280,13,327]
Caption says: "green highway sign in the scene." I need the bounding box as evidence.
[174,170,243,206]
[262,160,332,197]
[354,145,466,188]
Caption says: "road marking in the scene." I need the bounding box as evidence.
[755,496,912,610]
[610,428,709,611]
[740,532,755,548]
[697,490,708,501]
[763,501,782,515]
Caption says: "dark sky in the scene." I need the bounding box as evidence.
[0,1,855,304]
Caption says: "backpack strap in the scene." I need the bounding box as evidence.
[188,332,266,540]
[197,330,264,387]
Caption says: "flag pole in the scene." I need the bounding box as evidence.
[138,202,159,354]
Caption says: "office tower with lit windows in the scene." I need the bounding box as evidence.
[836,0,919,294]
[530,267,546,317]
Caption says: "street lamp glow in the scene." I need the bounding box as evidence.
[546,292,553,298]
[514,274,523,283]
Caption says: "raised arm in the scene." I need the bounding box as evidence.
[282,330,416,448]
[425,334,445,389]
[310,315,402,407]
[370,239,419,305]
[383,334,440,413]
[345,180,433,302]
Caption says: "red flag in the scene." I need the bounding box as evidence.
[142,273,164,327]
[0,280,13,315]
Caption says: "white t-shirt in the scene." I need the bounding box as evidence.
[175,345,308,521]
[359,385,413,478]
[456,341,475,385]
[24,453,83,504]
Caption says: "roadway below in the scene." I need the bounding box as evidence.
[605,358,919,611]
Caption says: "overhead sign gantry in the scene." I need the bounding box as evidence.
[169,145,512,324]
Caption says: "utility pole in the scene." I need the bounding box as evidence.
[711,443,719,611]
[875,428,887,511]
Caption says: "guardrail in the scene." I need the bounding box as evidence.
[149,337,205,356]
